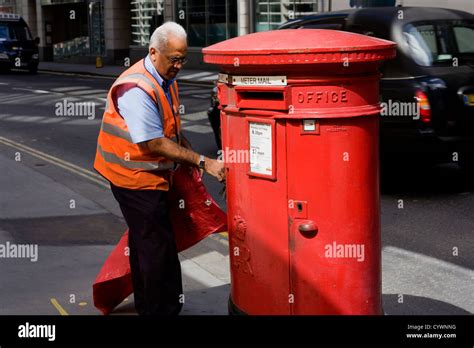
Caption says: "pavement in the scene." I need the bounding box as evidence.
[38,61,219,85]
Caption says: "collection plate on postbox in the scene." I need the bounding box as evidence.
[247,117,276,180]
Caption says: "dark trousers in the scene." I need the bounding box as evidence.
[111,183,183,315]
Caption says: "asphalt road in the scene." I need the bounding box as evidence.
[0,70,472,315]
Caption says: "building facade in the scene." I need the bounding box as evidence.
[1,0,472,68]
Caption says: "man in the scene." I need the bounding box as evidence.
[94,21,225,315]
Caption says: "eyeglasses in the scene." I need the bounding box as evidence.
[168,56,188,65]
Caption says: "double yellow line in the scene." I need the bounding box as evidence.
[0,136,109,188]
[50,298,69,316]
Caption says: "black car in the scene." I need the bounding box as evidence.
[0,13,40,73]
[208,83,222,150]
[209,7,474,167]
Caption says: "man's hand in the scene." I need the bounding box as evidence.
[204,158,225,182]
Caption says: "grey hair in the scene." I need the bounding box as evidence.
[149,21,187,51]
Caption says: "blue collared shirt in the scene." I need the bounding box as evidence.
[115,55,176,144]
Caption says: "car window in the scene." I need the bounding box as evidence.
[416,25,437,56]
[0,23,10,41]
[301,22,344,30]
[403,21,474,66]
[453,25,474,54]
[403,24,440,66]
[10,24,32,41]
[298,17,346,30]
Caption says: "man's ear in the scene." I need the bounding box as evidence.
[149,47,158,62]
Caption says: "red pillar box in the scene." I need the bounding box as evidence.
[203,29,396,315]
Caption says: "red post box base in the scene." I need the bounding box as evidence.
[228,295,386,316]
[228,296,247,315]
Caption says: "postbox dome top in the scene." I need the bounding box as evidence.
[203,29,396,67]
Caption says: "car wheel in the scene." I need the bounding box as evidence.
[0,65,11,73]
[28,64,38,74]
[459,154,474,172]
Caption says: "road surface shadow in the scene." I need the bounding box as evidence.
[383,294,471,315]
[381,160,474,196]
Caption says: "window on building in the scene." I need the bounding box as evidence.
[176,0,237,47]
[131,0,164,47]
[254,0,321,32]
[89,0,105,55]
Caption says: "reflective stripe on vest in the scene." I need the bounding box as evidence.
[96,143,175,171]
[101,121,178,144]
[101,121,133,143]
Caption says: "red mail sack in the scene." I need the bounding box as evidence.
[93,165,227,315]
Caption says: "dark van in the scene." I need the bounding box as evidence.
[0,13,39,73]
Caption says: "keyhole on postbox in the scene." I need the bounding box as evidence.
[297,202,303,212]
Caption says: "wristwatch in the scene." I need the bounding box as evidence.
[198,155,206,170]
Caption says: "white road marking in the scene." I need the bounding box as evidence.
[38,117,69,124]
[12,87,50,94]
[50,86,90,92]
[0,94,26,103]
[5,95,52,104]
[181,71,217,80]
[66,119,101,125]
[0,115,42,122]
[182,124,213,134]
[68,89,108,96]
[198,75,219,81]
[182,111,208,121]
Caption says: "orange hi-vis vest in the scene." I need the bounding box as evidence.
[94,59,182,191]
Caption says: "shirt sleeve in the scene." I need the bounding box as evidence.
[115,85,164,144]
